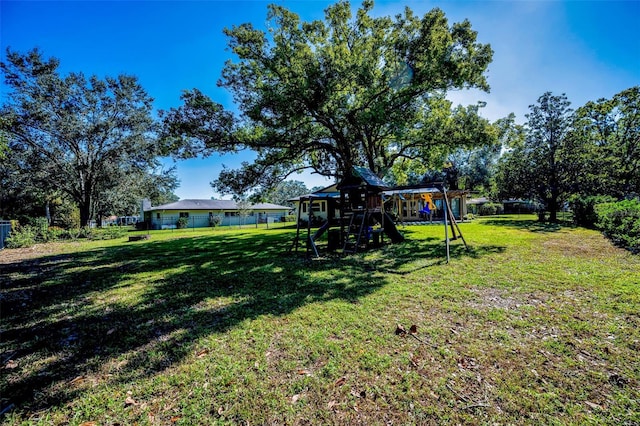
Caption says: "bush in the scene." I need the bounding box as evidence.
[478,203,504,216]
[3,220,129,247]
[595,199,640,252]
[208,215,222,227]
[29,217,50,238]
[46,226,73,240]
[176,217,189,229]
[5,225,37,248]
[569,195,616,228]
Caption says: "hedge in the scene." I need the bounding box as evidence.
[478,202,504,216]
[569,195,616,228]
[595,199,640,252]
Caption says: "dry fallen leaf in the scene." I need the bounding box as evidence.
[106,328,115,335]
[170,416,181,423]
[334,376,347,387]
[4,360,18,369]
[350,389,366,399]
[79,422,97,426]
[124,396,138,406]
[327,400,338,410]
[69,375,85,385]
[395,324,406,336]
[409,324,418,334]
[217,406,225,415]
[410,356,419,368]
[585,401,603,410]
[291,394,302,403]
[196,349,209,358]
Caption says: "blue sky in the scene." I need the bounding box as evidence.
[2,0,639,199]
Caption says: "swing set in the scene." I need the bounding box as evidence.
[382,184,468,263]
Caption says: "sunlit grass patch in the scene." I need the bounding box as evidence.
[1,216,638,424]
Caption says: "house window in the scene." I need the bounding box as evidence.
[225,212,238,217]
[302,203,307,213]
[179,212,189,218]
[156,213,160,219]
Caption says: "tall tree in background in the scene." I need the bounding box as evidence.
[1,49,177,226]
[262,180,310,207]
[564,86,640,199]
[494,93,573,221]
[94,166,179,222]
[161,0,495,197]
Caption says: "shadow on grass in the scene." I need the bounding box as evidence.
[479,216,575,233]
[0,229,503,416]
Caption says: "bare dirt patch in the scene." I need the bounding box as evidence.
[0,243,69,265]
[467,287,547,310]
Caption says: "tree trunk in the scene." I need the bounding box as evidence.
[548,189,560,223]
[79,202,91,228]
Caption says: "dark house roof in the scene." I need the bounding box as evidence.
[338,166,390,190]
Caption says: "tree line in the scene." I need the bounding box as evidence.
[1,0,638,230]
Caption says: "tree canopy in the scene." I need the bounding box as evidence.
[161,0,496,197]
[493,87,639,222]
[261,180,310,206]
[1,48,178,226]
[564,86,640,199]
[494,92,573,221]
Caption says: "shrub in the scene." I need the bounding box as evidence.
[208,215,222,227]
[595,199,640,252]
[5,225,37,248]
[53,203,81,230]
[46,226,72,240]
[478,203,504,216]
[29,217,50,238]
[280,215,295,222]
[176,217,189,229]
[569,195,616,228]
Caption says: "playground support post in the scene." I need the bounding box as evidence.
[291,197,304,253]
[442,187,468,250]
[443,191,450,263]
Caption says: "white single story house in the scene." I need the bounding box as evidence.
[144,199,291,229]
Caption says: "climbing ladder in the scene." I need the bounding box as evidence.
[341,210,372,253]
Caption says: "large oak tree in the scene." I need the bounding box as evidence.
[1,49,177,226]
[161,0,496,196]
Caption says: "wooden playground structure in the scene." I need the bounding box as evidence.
[290,167,468,262]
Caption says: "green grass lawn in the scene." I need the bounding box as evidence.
[1,216,638,425]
